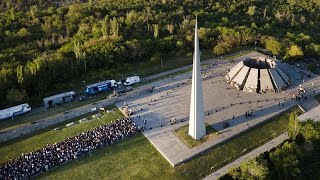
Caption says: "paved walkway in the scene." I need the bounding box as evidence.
[203,133,289,180]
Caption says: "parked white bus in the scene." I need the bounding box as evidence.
[0,103,31,120]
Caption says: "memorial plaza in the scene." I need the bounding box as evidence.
[116,51,320,166]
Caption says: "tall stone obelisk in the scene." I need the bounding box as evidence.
[188,18,206,140]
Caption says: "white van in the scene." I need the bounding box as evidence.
[123,76,140,86]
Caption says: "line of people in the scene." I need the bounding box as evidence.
[0,118,140,180]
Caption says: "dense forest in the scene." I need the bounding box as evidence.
[221,114,320,179]
[1,0,320,108]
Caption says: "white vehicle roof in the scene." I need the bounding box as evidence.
[0,103,31,120]
[126,76,139,80]
[86,80,113,88]
[43,91,76,102]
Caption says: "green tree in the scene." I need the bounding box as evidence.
[213,27,241,55]
[166,24,174,34]
[73,40,87,73]
[16,28,30,41]
[101,17,110,38]
[6,89,28,106]
[153,24,159,38]
[230,158,269,179]
[150,52,162,66]
[301,120,320,143]
[10,7,15,21]
[110,17,119,36]
[198,27,215,47]
[270,141,301,178]
[247,6,256,16]
[264,37,281,55]
[213,43,227,55]
[306,43,320,56]
[88,0,93,10]
[29,5,38,19]
[284,45,304,60]
[125,39,144,61]
[288,111,300,139]
[16,65,24,84]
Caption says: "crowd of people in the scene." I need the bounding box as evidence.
[0,118,140,180]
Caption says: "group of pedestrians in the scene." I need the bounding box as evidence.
[0,118,140,180]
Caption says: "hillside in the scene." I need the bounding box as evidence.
[0,0,320,108]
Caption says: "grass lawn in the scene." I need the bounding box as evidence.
[35,133,178,180]
[173,123,218,148]
[0,105,124,164]
[1,106,302,180]
[314,94,320,103]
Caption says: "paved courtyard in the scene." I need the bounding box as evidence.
[116,52,320,166]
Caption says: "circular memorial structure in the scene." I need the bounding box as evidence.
[225,57,290,93]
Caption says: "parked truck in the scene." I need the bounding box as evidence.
[85,80,117,95]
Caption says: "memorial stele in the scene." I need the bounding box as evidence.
[188,18,206,140]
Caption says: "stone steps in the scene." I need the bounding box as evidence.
[300,98,319,112]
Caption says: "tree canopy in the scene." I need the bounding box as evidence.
[0,0,320,108]
[223,114,320,179]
